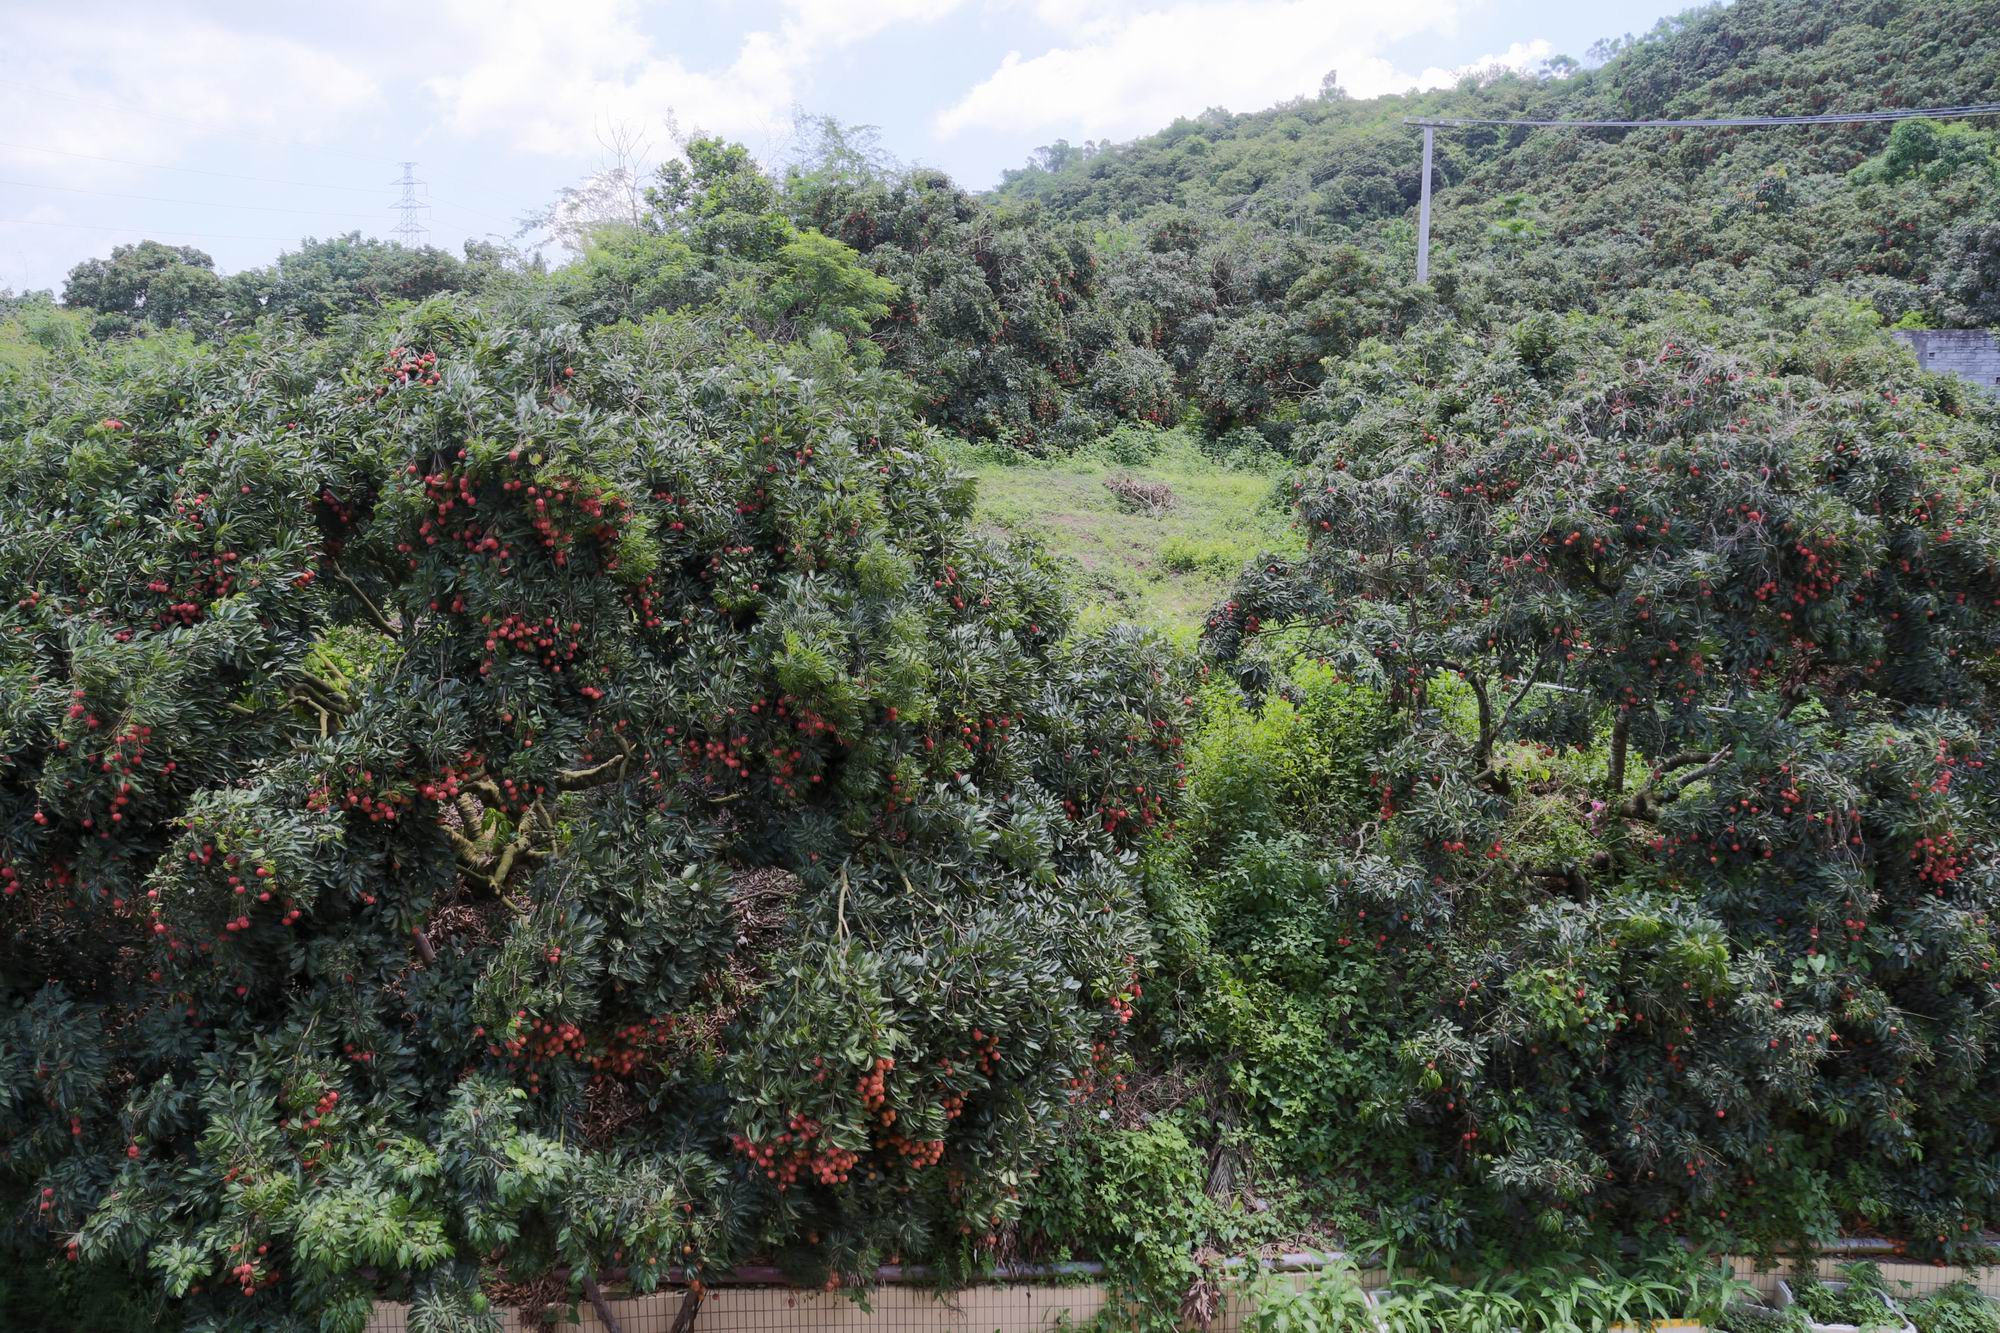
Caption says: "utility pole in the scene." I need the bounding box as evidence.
[390,161,430,247]
[1416,126,1434,284]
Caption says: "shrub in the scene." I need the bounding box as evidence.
[1365,1251,1744,1333]
[1159,535,1243,578]
[1906,1282,2000,1333]
[1207,425,1282,466]
[1020,1119,1214,1322]
[1240,1263,1377,1333]
[1787,1264,1903,1327]
[1182,663,1388,845]
[1097,421,1170,467]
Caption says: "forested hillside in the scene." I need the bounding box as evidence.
[3,2,1999,1329]
[990,0,2000,433]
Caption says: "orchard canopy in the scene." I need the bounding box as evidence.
[6,1,2000,1319]
[1205,312,2000,1252]
[0,303,1189,1323]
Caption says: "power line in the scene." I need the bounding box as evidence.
[431,196,526,231]
[1407,101,2000,129]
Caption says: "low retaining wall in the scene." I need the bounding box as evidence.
[366,1253,2000,1333]
[371,1281,1113,1333]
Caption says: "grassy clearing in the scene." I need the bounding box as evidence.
[959,428,1299,636]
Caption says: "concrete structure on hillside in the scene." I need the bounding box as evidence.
[1891,329,2000,393]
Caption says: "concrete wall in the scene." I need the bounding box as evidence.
[366,1261,2000,1332]
[1891,328,2000,392]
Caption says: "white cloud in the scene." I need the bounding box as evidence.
[423,0,963,157]
[423,0,785,154]
[935,1,1548,141]
[0,7,380,181]
[1406,38,1554,88]
[783,0,965,50]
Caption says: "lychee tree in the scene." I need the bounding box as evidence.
[790,166,1128,451]
[1208,316,2000,1257]
[0,301,1190,1329]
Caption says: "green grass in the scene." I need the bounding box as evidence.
[961,429,1298,636]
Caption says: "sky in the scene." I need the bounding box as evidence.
[1,0,1695,294]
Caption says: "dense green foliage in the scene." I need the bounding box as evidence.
[1234,1251,1749,1333]
[11,0,2000,1325]
[1907,1280,2000,1333]
[0,304,1188,1328]
[1789,1264,1902,1327]
[995,0,2000,435]
[59,235,506,341]
[1195,312,2000,1259]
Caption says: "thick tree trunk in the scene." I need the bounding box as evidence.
[581,1275,624,1333]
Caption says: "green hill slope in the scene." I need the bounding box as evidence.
[988,0,2000,418]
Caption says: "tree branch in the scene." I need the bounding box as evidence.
[556,744,631,792]
[669,1288,701,1333]
[1654,749,1715,774]
[445,742,627,895]
[444,825,492,869]
[1528,863,1592,898]
[328,562,397,637]
[442,811,543,898]
[1620,748,1731,820]
[485,808,546,890]
[1660,750,1731,800]
[289,674,352,717]
[1491,658,1547,740]
[1442,662,1494,766]
[581,1274,625,1333]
